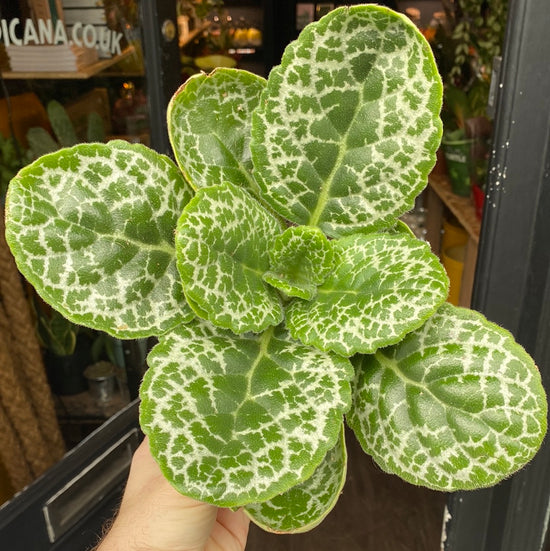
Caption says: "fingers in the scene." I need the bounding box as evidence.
[212,508,250,551]
[100,437,249,551]
[103,437,218,550]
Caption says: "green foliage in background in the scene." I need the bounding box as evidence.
[432,0,508,126]
[26,100,105,161]
[0,134,25,199]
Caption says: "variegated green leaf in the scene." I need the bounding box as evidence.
[176,182,284,334]
[251,5,442,237]
[286,233,449,356]
[140,320,353,507]
[245,423,347,533]
[5,140,194,338]
[348,303,548,491]
[263,225,335,300]
[168,68,265,193]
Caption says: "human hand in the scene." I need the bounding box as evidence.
[96,437,250,551]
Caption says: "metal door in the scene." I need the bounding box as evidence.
[443,0,550,548]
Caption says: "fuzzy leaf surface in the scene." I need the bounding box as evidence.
[176,182,284,334]
[286,233,449,356]
[348,303,548,491]
[251,5,442,237]
[245,423,347,533]
[140,320,353,507]
[263,225,335,299]
[5,141,194,338]
[168,68,265,193]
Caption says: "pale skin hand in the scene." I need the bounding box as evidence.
[96,437,250,551]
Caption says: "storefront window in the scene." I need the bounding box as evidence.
[0,0,150,502]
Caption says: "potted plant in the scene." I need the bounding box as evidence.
[430,0,507,200]
[4,5,546,534]
[34,302,90,395]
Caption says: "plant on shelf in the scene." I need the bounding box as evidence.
[4,5,546,534]
[428,0,507,197]
[32,296,90,396]
[432,0,507,118]
[26,99,105,161]
[35,303,79,358]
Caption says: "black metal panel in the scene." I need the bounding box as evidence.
[0,401,141,551]
[139,1,181,155]
[444,0,550,549]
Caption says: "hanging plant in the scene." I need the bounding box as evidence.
[4,5,546,533]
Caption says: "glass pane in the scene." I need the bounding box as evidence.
[178,0,266,78]
[0,0,149,468]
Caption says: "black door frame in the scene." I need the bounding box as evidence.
[140,0,181,156]
[443,0,550,548]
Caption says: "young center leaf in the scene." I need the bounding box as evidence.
[347,303,548,491]
[140,320,353,507]
[262,225,335,300]
[286,232,449,356]
[245,423,347,533]
[176,182,284,334]
[168,68,266,194]
[251,5,442,237]
[5,141,194,338]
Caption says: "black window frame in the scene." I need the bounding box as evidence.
[443,0,550,548]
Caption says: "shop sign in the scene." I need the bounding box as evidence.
[0,18,123,55]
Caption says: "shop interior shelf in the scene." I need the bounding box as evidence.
[425,171,482,308]
[1,46,137,80]
[428,172,481,244]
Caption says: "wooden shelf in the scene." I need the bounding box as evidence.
[425,171,482,309]
[1,46,136,80]
[55,389,130,421]
[428,173,481,244]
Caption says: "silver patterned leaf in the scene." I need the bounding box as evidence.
[5,140,194,338]
[139,320,353,507]
[262,225,335,300]
[251,5,442,237]
[176,182,285,334]
[168,68,266,193]
[286,232,449,356]
[245,423,347,533]
[347,303,548,491]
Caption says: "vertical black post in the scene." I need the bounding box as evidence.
[443,0,550,549]
[263,0,297,71]
[139,0,181,155]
